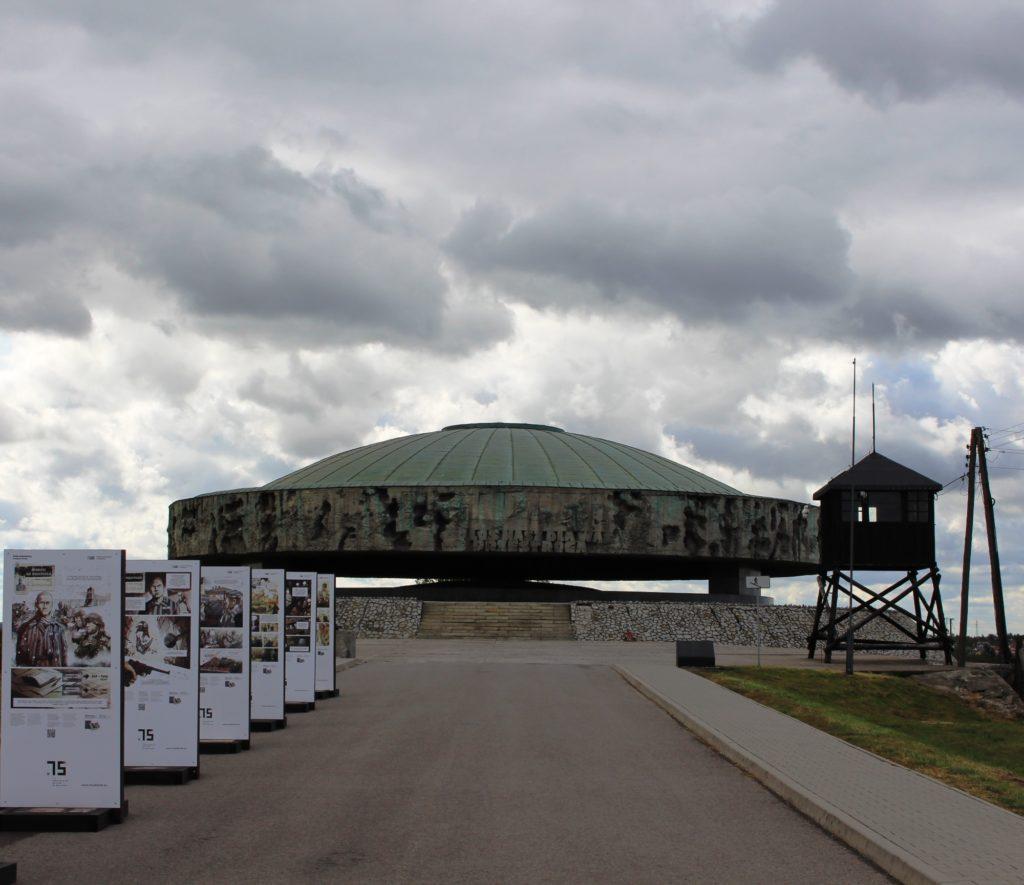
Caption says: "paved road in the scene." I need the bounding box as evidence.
[0,661,888,883]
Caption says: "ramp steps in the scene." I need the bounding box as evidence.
[417,601,574,640]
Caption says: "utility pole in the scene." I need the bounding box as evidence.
[846,359,856,676]
[976,431,1011,664]
[957,428,978,666]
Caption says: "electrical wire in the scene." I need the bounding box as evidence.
[987,429,1024,445]
[987,420,1024,437]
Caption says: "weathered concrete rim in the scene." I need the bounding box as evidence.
[613,665,951,885]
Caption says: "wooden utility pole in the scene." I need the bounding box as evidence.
[976,430,1012,664]
[957,429,978,666]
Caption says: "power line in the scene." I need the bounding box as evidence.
[987,420,1024,437]
[936,472,967,497]
[987,429,1024,445]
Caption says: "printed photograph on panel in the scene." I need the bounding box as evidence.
[251,632,278,649]
[10,666,110,707]
[251,576,280,614]
[252,647,279,662]
[123,615,190,685]
[10,667,62,700]
[284,579,311,617]
[11,589,69,667]
[317,620,331,646]
[200,627,244,649]
[11,591,112,668]
[68,610,112,666]
[13,565,54,595]
[200,584,244,627]
[143,571,192,615]
[285,616,311,633]
[200,648,244,673]
[284,635,310,652]
[317,578,331,609]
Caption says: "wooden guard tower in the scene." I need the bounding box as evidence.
[807,452,953,663]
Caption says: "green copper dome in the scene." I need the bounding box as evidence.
[263,423,741,495]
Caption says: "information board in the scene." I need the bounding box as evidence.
[315,573,336,694]
[1,549,124,810]
[124,559,200,770]
[198,566,250,742]
[284,571,315,705]
[250,569,285,722]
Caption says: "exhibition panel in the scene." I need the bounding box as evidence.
[198,566,251,744]
[124,559,201,772]
[315,573,336,696]
[284,571,316,706]
[250,569,286,724]
[2,549,125,811]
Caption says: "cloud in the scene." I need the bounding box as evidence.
[743,0,1024,103]
[445,190,853,323]
[0,94,509,350]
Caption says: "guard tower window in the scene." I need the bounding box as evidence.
[905,491,930,522]
[841,490,909,522]
[866,491,901,522]
[840,490,870,522]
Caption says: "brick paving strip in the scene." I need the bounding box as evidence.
[616,663,1024,885]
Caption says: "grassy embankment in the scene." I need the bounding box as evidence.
[702,667,1024,815]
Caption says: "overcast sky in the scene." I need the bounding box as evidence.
[1,1,1021,631]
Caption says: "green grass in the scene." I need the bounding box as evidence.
[702,667,1024,815]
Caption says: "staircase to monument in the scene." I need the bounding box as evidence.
[417,601,575,640]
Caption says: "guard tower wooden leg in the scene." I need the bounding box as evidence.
[929,567,953,665]
[808,572,827,659]
[824,570,840,664]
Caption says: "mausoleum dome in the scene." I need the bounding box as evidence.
[262,422,740,495]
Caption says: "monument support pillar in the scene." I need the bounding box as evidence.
[708,566,761,599]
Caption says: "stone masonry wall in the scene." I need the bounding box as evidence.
[335,597,421,638]
[571,600,919,649]
[329,596,927,650]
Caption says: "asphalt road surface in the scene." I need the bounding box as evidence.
[0,661,889,883]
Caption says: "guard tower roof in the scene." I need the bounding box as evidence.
[813,451,941,500]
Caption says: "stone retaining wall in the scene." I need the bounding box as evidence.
[571,600,918,649]
[335,597,421,638]
[331,596,929,651]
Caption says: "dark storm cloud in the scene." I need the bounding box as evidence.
[744,0,1024,103]
[677,419,959,498]
[678,419,843,488]
[116,149,446,338]
[838,283,1024,346]
[445,191,853,322]
[0,112,509,347]
[0,287,92,337]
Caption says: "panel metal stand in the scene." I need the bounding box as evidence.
[285,701,315,713]
[0,860,15,883]
[315,689,340,700]
[251,718,287,732]
[199,739,250,754]
[0,802,128,832]
[808,566,952,664]
[125,766,198,785]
